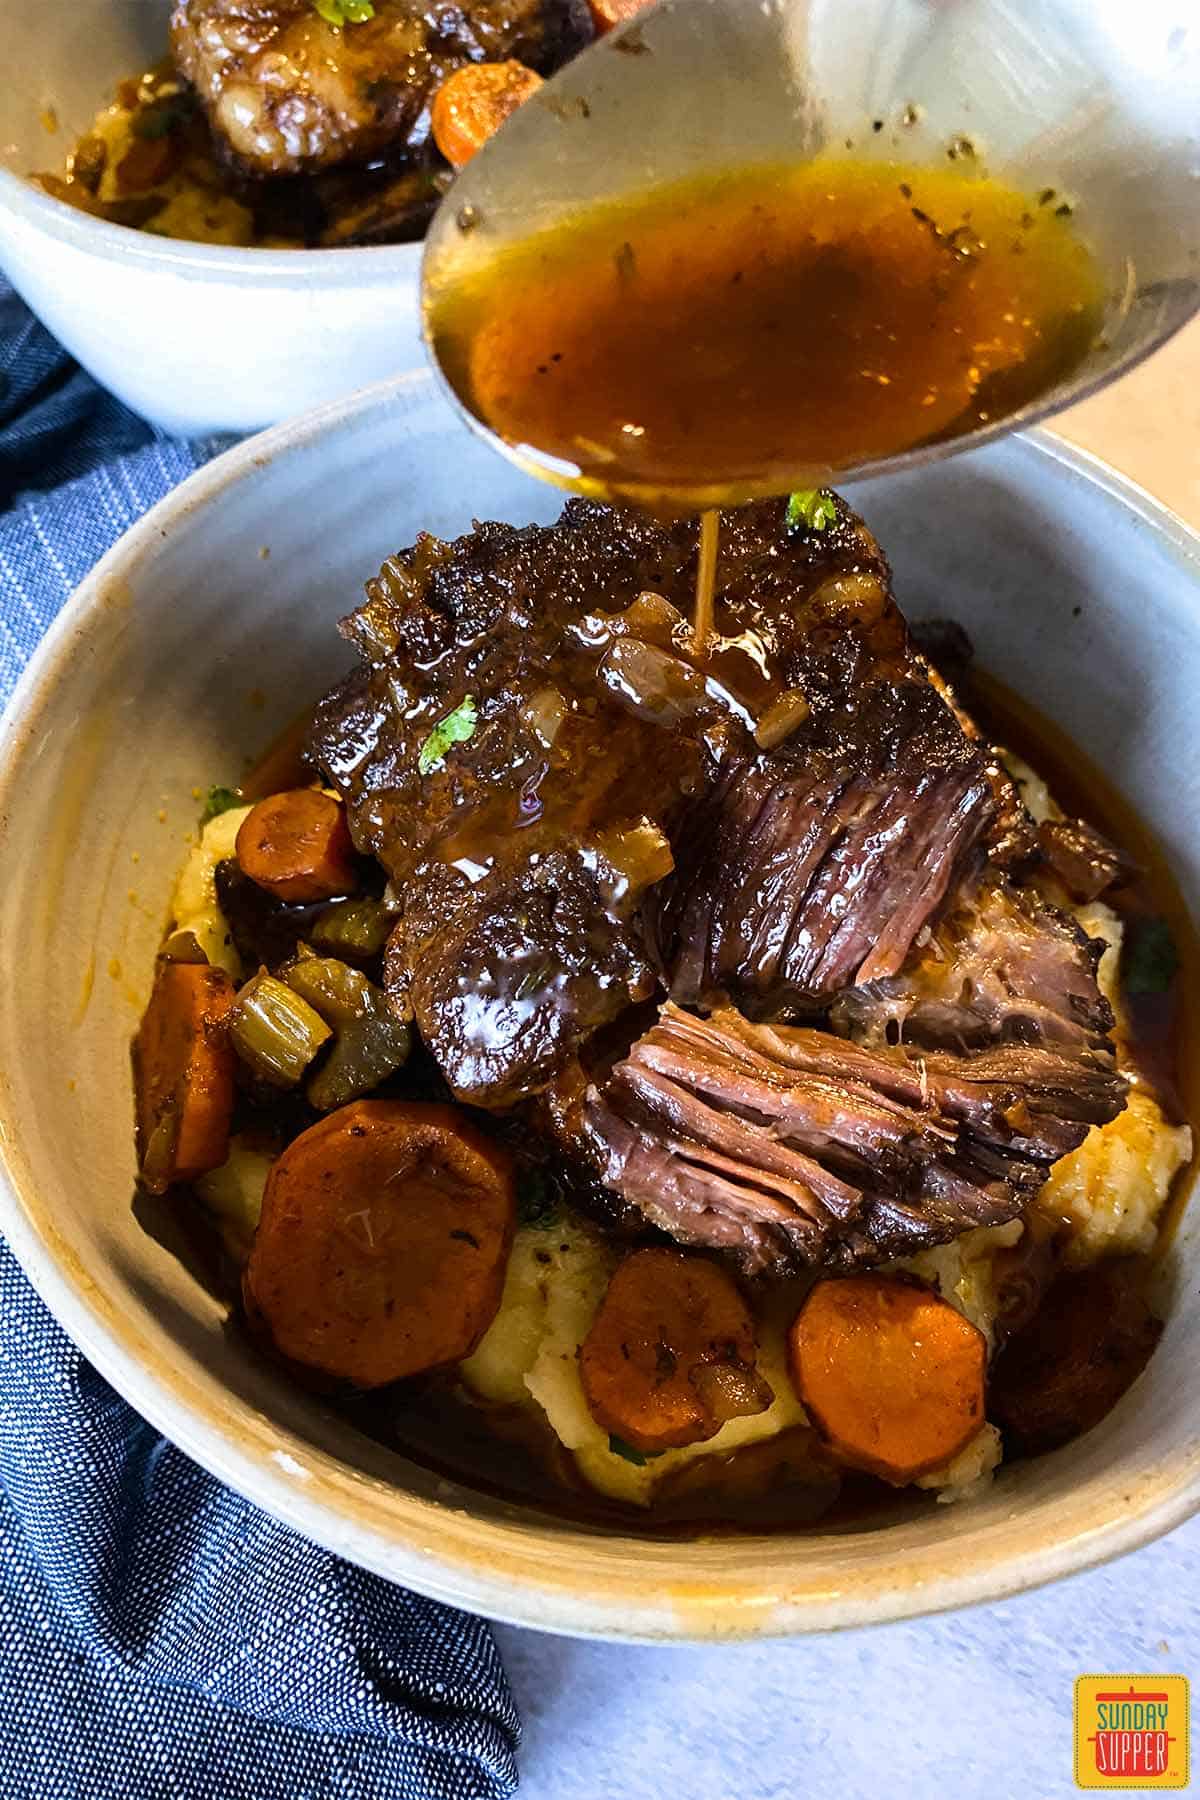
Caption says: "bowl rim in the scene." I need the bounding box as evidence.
[0,163,422,282]
[1,375,1198,1642]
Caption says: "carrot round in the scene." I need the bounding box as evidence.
[244,1100,515,1388]
[787,1274,986,1483]
[235,788,357,904]
[431,61,544,170]
[134,960,237,1194]
[240,708,313,801]
[588,0,653,31]
[580,1247,772,1453]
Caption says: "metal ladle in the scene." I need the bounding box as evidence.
[421,0,1200,503]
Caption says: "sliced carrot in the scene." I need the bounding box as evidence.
[431,61,544,170]
[787,1274,986,1483]
[243,1100,515,1388]
[134,960,237,1194]
[235,788,357,904]
[580,1247,772,1453]
[588,0,654,31]
[240,707,313,801]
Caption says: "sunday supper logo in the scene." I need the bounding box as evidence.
[1074,1676,1189,1788]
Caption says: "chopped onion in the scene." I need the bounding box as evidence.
[592,819,675,903]
[599,638,708,724]
[754,687,811,750]
[519,686,568,749]
[811,572,887,623]
[619,590,688,642]
[692,1359,775,1424]
[351,590,402,660]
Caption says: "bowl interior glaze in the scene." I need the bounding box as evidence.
[0,0,169,169]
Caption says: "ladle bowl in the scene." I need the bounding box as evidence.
[422,0,1200,501]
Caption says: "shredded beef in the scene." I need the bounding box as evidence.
[582,1004,1126,1271]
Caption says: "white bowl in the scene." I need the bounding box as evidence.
[0,1,424,435]
[0,375,1196,1640]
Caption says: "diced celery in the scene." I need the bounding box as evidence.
[310,896,391,960]
[229,971,332,1085]
[284,952,410,1110]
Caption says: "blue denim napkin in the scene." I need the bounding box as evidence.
[0,278,520,1799]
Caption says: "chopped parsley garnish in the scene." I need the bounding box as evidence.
[607,1435,664,1465]
[1123,916,1179,997]
[312,0,375,23]
[517,1168,560,1230]
[200,785,240,824]
[786,488,838,532]
[417,696,478,776]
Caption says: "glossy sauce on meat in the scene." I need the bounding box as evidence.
[171,0,592,179]
[138,661,1194,1531]
[136,487,1194,1529]
[966,668,1199,1143]
[308,497,994,1111]
[426,159,1106,509]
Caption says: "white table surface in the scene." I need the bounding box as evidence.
[498,1518,1199,1798]
[496,323,1200,1799]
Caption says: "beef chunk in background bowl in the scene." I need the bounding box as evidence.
[0,376,1196,1640]
[3,0,597,433]
[0,2,539,432]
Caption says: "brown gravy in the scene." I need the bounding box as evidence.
[968,667,1200,1149]
[147,669,1194,1538]
[427,158,1106,511]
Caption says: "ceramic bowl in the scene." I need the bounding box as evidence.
[0,375,1196,1640]
[0,0,424,435]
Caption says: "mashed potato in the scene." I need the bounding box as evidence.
[463,1221,809,1506]
[170,803,252,976]
[1079,897,1124,1017]
[886,1224,1024,1501]
[462,1217,1010,1507]
[897,1220,1025,1350]
[1001,750,1055,827]
[1039,1088,1192,1266]
[916,1424,1003,1504]
[196,1136,272,1263]
[76,96,259,246]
